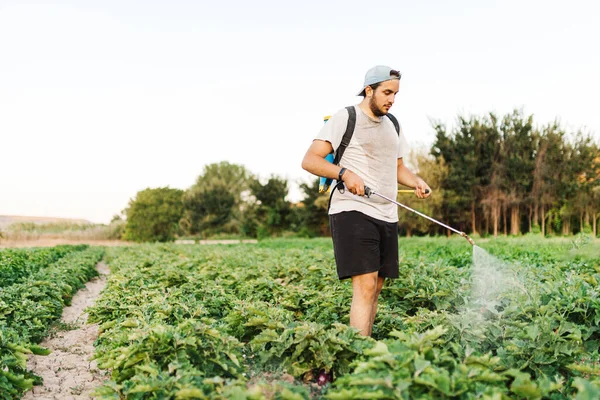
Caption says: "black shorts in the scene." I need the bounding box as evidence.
[329,211,399,280]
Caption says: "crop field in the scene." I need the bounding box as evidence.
[0,245,104,397]
[1,237,599,399]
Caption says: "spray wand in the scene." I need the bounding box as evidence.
[364,186,475,246]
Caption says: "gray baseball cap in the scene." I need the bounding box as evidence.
[357,65,401,96]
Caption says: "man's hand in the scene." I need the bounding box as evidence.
[342,170,365,196]
[398,159,432,200]
[415,178,432,199]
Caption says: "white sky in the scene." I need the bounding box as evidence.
[1,0,599,224]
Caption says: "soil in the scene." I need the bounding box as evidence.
[23,262,110,399]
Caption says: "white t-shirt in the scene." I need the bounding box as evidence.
[316,105,409,223]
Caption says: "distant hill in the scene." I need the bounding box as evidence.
[0,215,92,230]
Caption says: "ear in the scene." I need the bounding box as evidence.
[365,86,373,98]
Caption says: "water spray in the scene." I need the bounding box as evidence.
[364,186,475,246]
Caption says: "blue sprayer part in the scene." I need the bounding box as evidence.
[319,153,335,193]
[319,115,334,194]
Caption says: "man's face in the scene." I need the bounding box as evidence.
[368,79,399,117]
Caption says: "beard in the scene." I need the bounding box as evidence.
[369,96,387,117]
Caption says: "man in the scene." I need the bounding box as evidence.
[301,65,431,336]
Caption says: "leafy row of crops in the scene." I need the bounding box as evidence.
[0,245,104,398]
[0,245,87,287]
[88,237,600,399]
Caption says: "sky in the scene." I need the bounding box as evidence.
[1,0,599,224]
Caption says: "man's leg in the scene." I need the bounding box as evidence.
[350,271,379,336]
[368,276,386,336]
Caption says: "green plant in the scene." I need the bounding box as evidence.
[84,238,600,399]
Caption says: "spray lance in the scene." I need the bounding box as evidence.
[364,186,476,246]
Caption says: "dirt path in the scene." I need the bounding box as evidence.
[23,262,110,399]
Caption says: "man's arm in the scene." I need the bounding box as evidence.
[397,158,431,199]
[301,140,365,196]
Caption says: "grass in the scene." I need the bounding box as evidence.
[46,321,82,339]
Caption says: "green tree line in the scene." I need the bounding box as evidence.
[429,109,599,238]
[122,110,599,242]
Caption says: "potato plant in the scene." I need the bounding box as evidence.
[88,237,600,399]
[0,246,104,398]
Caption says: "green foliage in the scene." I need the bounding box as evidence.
[96,321,245,384]
[123,187,184,242]
[250,322,372,377]
[430,110,599,237]
[0,247,104,342]
[431,114,500,234]
[0,245,85,287]
[88,237,600,399]
[105,218,126,240]
[183,184,236,235]
[292,178,329,237]
[399,150,447,237]
[88,241,370,398]
[245,175,293,237]
[0,246,104,397]
[181,162,251,237]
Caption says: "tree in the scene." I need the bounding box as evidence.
[430,110,598,237]
[247,175,292,237]
[182,183,236,235]
[295,178,330,237]
[431,121,472,235]
[473,113,504,237]
[500,110,536,235]
[431,114,498,235]
[531,123,569,236]
[399,149,447,237]
[181,162,251,236]
[592,185,600,237]
[123,187,184,242]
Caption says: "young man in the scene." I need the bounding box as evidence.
[301,65,431,336]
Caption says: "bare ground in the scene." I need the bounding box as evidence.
[23,262,111,400]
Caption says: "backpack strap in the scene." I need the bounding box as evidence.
[327,106,356,212]
[332,106,357,166]
[386,112,400,135]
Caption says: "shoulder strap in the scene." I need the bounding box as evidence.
[328,106,355,212]
[386,113,400,135]
[332,106,356,165]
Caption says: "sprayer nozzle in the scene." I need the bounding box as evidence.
[460,232,475,246]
